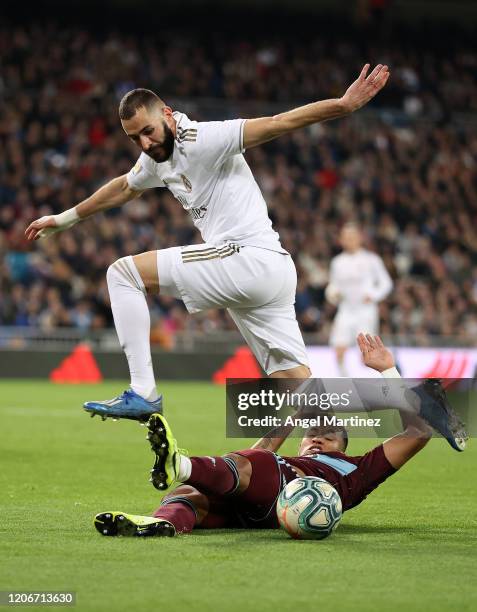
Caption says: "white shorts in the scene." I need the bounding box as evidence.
[157,244,309,375]
[329,306,379,348]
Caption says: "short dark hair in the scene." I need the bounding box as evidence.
[118,88,165,120]
[303,425,349,452]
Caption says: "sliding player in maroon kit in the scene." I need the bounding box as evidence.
[94,334,467,537]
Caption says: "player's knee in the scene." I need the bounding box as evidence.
[106,257,128,287]
[106,260,119,286]
[106,257,145,293]
[163,484,210,522]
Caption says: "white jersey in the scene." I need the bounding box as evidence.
[326,249,393,310]
[126,112,287,253]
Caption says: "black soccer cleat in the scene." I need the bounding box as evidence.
[411,379,468,452]
[147,413,180,491]
[94,511,176,537]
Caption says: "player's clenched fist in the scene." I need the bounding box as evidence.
[25,208,80,241]
[341,64,390,114]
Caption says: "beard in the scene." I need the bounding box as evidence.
[145,121,175,162]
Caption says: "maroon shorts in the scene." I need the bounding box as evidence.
[199,449,297,530]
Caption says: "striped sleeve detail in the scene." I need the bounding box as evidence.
[176,127,198,143]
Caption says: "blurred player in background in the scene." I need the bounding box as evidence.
[326,223,392,376]
[25,64,390,421]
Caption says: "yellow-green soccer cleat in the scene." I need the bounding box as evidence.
[147,413,181,491]
[94,511,176,537]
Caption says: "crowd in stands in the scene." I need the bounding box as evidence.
[1,20,477,346]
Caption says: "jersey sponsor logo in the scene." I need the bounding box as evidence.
[189,205,207,220]
[180,174,192,192]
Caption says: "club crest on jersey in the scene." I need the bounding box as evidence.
[132,162,141,175]
[181,174,192,192]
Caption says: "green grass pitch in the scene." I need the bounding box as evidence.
[1,380,476,612]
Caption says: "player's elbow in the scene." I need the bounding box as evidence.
[118,175,139,197]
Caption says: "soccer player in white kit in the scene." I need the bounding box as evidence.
[25,63,390,420]
[326,223,393,376]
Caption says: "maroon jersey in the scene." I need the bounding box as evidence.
[282,445,395,511]
[230,446,396,528]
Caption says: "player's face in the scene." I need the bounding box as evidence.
[340,227,362,252]
[122,106,175,162]
[298,428,345,455]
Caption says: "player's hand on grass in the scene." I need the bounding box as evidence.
[341,63,390,113]
[357,333,395,373]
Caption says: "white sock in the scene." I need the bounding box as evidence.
[107,256,158,402]
[178,455,192,481]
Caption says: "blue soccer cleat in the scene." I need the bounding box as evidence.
[411,379,468,452]
[83,389,163,422]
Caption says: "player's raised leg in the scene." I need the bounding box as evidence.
[84,250,163,421]
[147,413,250,494]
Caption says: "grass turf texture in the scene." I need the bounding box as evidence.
[0,381,476,612]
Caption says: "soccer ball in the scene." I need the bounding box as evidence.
[276,476,342,540]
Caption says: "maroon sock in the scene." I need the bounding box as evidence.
[186,456,238,496]
[153,501,196,534]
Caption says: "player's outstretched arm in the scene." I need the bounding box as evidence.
[243,63,389,148]
[358,334,433,469]
[25,174,144,241]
